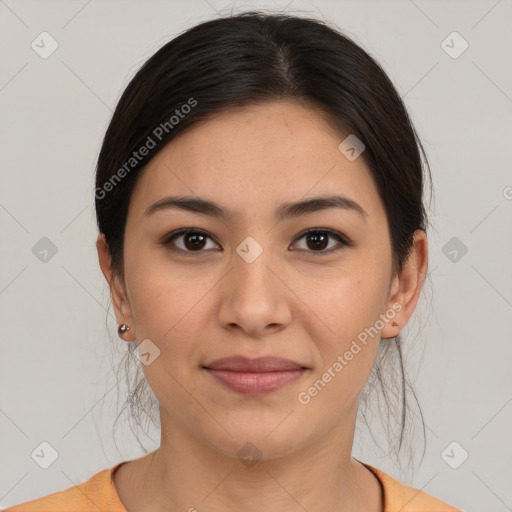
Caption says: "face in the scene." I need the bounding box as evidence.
[98,100,426,461]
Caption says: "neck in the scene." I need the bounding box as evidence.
[116,409,383,512]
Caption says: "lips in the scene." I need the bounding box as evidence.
[203,356,308,395]
[204,355,306,372]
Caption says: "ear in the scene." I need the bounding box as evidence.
[380,229,428,340]
[96,234,136,341]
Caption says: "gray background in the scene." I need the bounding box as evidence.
[1,1,511,510]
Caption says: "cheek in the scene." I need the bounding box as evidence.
[124,261,211,409]
[295,274,385,414]
[124,245,214,350]
[297,260,389,343]
[293,254,390,395]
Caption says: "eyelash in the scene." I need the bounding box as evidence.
[160,228,353,257]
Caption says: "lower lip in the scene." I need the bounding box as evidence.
[204,368,306,395]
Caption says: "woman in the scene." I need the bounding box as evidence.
[4,10,461,512]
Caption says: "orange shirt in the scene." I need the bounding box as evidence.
[2,461,461,511]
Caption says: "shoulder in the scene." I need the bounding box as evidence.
[361,462,462,512]
[1,464,125,512]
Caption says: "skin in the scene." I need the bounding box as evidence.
[97,100,428,512]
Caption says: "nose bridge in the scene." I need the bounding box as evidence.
[232,235,275,297]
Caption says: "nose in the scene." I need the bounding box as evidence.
[216,245,292,339]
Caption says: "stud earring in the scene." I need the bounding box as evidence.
[118,323,130,336]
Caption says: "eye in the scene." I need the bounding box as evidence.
[291,228,351,255]
[161,228,352,256]
[161,229,220,254]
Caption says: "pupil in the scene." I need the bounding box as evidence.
[185,233,206,250]
[308,233,327,250]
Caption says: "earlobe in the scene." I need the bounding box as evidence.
[96,234,136,341]
[380,230,428,340]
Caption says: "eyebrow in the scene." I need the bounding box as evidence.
[144,194,367,221]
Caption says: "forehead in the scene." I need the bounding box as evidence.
[128,101,385,222]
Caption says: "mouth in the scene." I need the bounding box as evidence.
[202,355,309,395]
